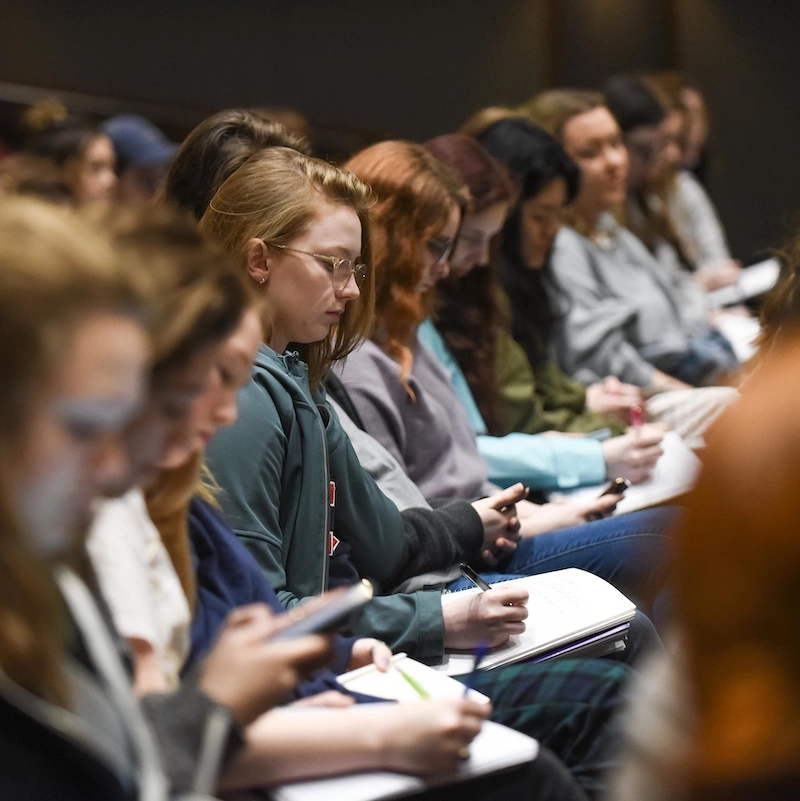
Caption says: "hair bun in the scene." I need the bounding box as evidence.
[21,99,69,135]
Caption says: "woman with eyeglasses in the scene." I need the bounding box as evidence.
[197,146,671,798]
[335,141,495,501]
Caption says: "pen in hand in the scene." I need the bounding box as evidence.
[459,563,492,592]
[631,404,643,439]
[462,642,489,698]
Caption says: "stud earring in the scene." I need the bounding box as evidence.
[259,278,266,285]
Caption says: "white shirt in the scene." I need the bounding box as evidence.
[87,488,190,690]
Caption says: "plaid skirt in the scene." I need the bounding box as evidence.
[458,657,630,799]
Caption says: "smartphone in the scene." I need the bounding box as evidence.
[271,579,374,641]
[598,477,630,498]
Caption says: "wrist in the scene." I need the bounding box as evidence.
[356,708,394,771]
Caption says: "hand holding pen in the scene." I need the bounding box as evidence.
[441,565,528,651]
[584,376,643,422]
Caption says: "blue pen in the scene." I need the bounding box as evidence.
[461,642,489,698]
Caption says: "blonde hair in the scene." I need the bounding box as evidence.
[200,146,375,389]
[519,89,605,142]
[0,197,144,704]
[460,106,522,138]
[98,203,252,385]
[145,455,221,611]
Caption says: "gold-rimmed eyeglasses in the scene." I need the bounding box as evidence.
[269,243,368,290]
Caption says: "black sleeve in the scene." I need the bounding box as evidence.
[387,501,483,587]
[324,371,366,430]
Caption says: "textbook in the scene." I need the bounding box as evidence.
[552,431,702,515]
[271,714,537,801]
[707,257,780,308]
[435,568,636,676]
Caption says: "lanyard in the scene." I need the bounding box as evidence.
[54,567,169,801]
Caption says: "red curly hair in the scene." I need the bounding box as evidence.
[345,141,469,384]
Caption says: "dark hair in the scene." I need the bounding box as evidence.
[422,134,514,432]
[477,117,580,203]
[163,108,312,220]
[424,134,515,213]
[477,118,578,368]
[602,75,691,261]
[24,115,101,169]
[603,74,666,133]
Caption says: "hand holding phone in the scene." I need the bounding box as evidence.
[271,580,374,641]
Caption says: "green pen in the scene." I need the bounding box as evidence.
[395,666,430,699]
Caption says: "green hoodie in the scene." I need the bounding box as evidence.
[206,345,448,658]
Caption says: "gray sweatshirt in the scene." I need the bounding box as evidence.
[549,216,701,386]
[334,339,495,501]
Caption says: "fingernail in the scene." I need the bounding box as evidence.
[379,656,390,668]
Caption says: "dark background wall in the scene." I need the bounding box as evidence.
[1,0,798,261]
[676,0,800,261]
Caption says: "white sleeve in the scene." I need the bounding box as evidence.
[675,171,731,264]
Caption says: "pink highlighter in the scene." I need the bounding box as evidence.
[631,404,644,435]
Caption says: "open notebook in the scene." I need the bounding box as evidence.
[435,568,636,676]
[552,431,701,515]
[713,311,761,362]
[271,713,537,801]
[337,652,490,703]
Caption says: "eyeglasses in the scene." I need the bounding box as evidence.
[270,243,368,290]
[426,235,456,266]
[457,228,490,250]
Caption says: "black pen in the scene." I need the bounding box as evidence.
[458,563,492,592]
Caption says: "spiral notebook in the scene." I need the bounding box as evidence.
[435,568,636,676]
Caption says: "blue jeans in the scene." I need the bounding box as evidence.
[447,506,676,647]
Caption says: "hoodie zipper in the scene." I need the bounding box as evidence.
[285,350,330,593]
[318,411,330,592]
